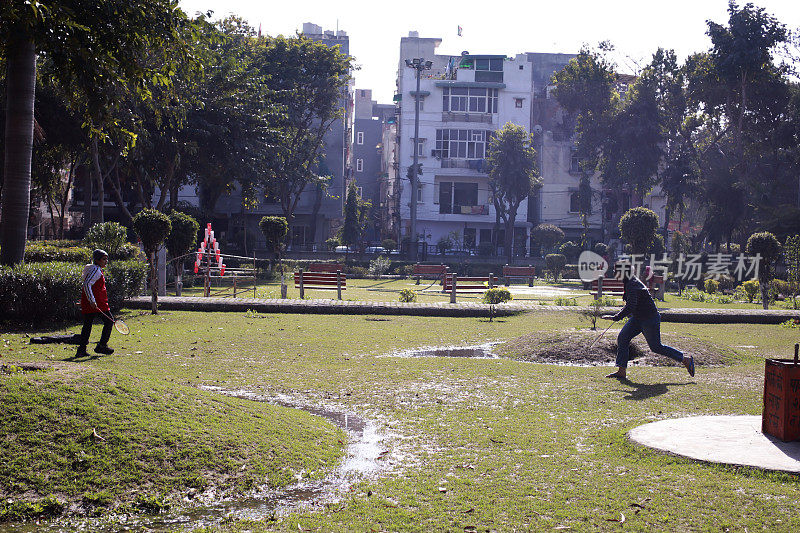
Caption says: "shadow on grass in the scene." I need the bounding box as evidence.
[613,377,690,400]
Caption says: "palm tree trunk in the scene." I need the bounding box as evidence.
[0,37,36,265]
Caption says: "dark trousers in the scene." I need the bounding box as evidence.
[80,312,113,347]
[616,315,683,368]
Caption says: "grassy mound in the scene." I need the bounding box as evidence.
[498,329,738,367]
[0,362,344,522]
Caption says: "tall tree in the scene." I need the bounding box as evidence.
[487,123,541,262]
[252,35,352,221]
[0,0,185,264]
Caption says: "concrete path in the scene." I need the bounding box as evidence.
[628,416,800,473]
[127,296,800,323]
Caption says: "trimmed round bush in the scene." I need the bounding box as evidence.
[84,222,129,259]
[545,253,567,281]
[483,287,512,304]
[132,209,172,256]
[381,239,397,252]
[166,210,200,261]
[619,207,659,255]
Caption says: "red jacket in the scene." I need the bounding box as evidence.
[81,264,110,313]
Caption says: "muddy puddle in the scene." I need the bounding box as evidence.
[0,388,385,533]
[383,342,501,359]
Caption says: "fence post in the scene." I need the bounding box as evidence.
[489,272,494,289]
[336,271,342,300]
[280,272,287,299]
[528,265,533,287]
[597,276,604,299]
[299,268,304,299]
[450,275,457,303]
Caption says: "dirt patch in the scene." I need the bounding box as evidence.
[497,329,736,367]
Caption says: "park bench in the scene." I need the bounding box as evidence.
[294,269,346,300]
[590,275,665,301]
[308,262,344,273]
[412,263,449,285]
[443,273,499,293]
[503,265,536,286]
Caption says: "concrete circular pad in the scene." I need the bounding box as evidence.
[628,415,800,473]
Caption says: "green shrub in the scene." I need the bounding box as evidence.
[553,296,578,306]
[0,262,82,321]
[325,237,340,251]
[381,239,397,252]
[559,241,581,263]
[545,253,567,281]
[84,221,129,259]
[483,287,512,304]
[742,279,760,303]
[679,288,709,302]
[368,256,391,279]
[348,266,368,279]
[704,279,719,294]
[24,242,91,264]
[770,279,790,299]
[115,243,144,260]
[0,259,147,321]
[106,260,149,310]
[399,288,417,303]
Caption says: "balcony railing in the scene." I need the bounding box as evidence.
[440,158,488,173]
[439,204,490,215]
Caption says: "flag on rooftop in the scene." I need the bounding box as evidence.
[457,26,462,37]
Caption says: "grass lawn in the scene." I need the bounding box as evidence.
[2,310,800,530]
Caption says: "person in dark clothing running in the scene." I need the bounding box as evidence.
[602,265,694,379]
[77,249,114,357]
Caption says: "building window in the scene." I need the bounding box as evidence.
[417,186,423,203]
[435,129,489,159]
[570,148,581,173]
[442,87,498,113]
[356,159,363,172]
[569,192,580,213]
[514,98,523,108]
[416,139,425,157]
[357,131,364,145]
[464,228,477,248]
[438,181,479,214]
[480,228,492,244]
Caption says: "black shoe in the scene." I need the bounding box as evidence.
[94,344,114,355]
[75,346,89,358]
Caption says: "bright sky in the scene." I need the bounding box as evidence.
[178,0,799,103]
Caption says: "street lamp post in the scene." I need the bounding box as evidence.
[405,58,432,260]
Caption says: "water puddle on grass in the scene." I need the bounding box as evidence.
[1,388,384,533]
[382,342,501,359]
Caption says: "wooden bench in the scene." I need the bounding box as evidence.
[443,274,499,293]
[590,277,625,298]
[412,264,448,285]
[294,269,346,299]
[308,262,344,273]
[591,275,665,300]
[503,265,535,286]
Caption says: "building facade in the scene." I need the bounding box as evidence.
[394,33,666,258]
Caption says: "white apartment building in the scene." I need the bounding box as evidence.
[395,33,666,258]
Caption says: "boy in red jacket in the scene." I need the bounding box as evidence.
[77,249,114,357]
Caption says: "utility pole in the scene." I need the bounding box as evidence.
[405,58,432,260]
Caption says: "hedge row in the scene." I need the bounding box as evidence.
[0,260,148,322]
